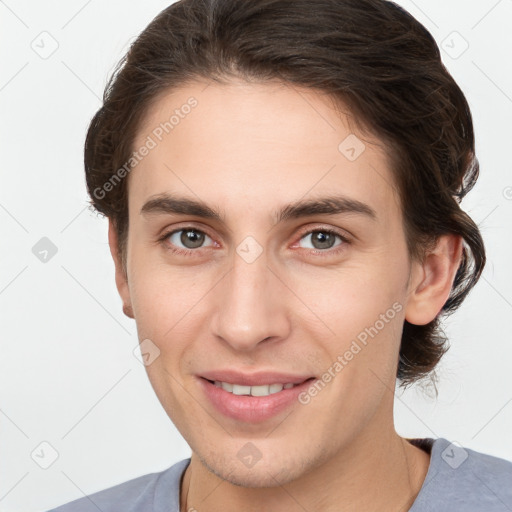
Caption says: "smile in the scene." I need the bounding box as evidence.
[210,380,297,396]
[199,376,316,422]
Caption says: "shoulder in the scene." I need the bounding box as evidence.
[44,458,190,512]
[411,437,512,511]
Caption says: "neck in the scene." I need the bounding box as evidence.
[180,425,430,512]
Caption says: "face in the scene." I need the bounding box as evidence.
[114,79,424,487]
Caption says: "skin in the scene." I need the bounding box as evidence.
[108,79,463,511]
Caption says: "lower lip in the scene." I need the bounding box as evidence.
[198,377,315,423]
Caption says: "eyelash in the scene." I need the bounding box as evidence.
[157,225,351,259]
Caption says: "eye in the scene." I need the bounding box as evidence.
[158,226,350,258]
[159,227,214,256]
[295,228,349,255]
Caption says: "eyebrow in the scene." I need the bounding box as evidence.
[140,193,377,224]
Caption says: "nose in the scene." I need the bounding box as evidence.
[210,246,290,353]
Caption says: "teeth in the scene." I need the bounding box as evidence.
[251,385,271,396]
[232,384,251,395]
[213,381,297,396]
[269,383,284,394]
[221,382,233,392]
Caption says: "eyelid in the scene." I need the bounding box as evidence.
[158,223,352,255]
[157,221,214,239]
[294,224,352,243]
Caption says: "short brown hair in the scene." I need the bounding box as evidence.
[84,0,486,388]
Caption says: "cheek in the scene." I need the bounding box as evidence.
[127,260,194,347]
[293,261,403,334]
[294,261,405,394]
[126,257,220,377]
[128,265,203,416]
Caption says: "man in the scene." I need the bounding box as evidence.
[47,0,512,510]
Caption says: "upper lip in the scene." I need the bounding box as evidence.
[199,370,314,386]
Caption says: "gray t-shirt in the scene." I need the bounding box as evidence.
[45,437,512,511]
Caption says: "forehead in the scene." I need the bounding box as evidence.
[129,80,401,226]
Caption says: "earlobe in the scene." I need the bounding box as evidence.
[108,219,134,319]
[404,234,463,326]
[122,303,135,319]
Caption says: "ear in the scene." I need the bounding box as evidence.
[108,219,134,319]
[404,234,463,326]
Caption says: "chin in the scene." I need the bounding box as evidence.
[196,446,318,488]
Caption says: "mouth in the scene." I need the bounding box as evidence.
[198,375,316,423]
[203,378,310,397]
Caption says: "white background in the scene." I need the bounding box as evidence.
[1,1,511,510]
